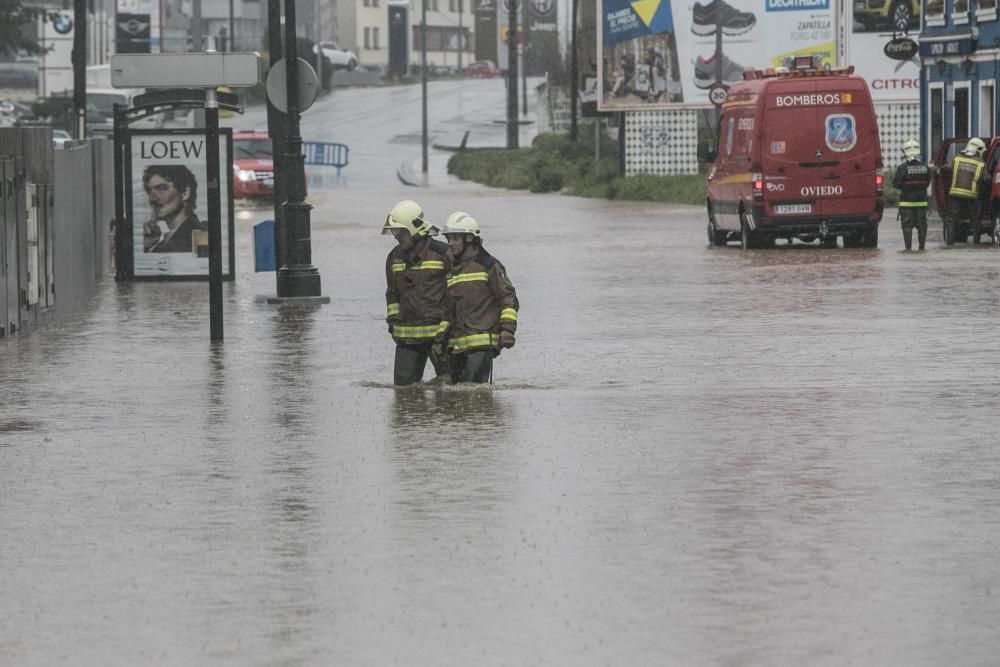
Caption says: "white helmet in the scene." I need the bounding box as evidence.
[902,138,921,159]
[382,199,433,237]
[443,211,481,237]
[963,137,986,157]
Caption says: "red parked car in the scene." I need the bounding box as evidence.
[932,136,1000,245]
[463,60,498,78]
[232,130,274,199]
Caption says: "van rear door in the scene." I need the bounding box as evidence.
[762,80,879,217]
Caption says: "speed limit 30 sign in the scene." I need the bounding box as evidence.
[708,84,728,106]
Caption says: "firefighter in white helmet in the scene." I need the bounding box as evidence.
[940,137,988,245]
[892,138,931,251]
[442,211,519,383]
[382,200,452,385]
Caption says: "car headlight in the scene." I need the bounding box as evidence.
[237,169,254,182]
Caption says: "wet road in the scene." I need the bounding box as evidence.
[4,82,1000,665]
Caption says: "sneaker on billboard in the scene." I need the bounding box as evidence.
[691,0,756,36]
[693,53,745,89]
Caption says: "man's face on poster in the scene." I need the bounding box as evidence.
[146,175,189,221]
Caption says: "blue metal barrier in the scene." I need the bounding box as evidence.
[253,220,276,272]
[302,141,350,174]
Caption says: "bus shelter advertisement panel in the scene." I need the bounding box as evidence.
[598,0,836,111]
[127,130,234,279]
[846,5,920,102]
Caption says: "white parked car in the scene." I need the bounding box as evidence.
[52,129,73,148]
[316,41,358,71]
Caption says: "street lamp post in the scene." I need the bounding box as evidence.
[266,0,287,273]
[276,0,325,298]
[422,0,429,173]
[570,0,578,141]
[522,0,528,115]
[506,0,519,148]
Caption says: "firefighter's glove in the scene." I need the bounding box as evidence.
[499,330,516,349]
[431,333,448,358]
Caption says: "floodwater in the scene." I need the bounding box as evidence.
[4,186,1000,666]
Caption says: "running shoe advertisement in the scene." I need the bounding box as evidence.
[598,0,836,110]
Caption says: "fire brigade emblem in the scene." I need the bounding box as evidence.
[825,113,857,153]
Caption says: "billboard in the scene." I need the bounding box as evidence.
[125,129,234,279]
[845,1,920,102]
[597,0,837,110]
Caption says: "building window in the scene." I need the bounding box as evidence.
[364,27,371,49]
[925,0,944,20]
[930,86,943,159]
[449,0,456,10]
[980,84,995,136]
[373,27,380,49]
[364,0,370,5]
[954,85,970,138]
[412,26,467,51]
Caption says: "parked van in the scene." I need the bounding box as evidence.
[705,58,884,249]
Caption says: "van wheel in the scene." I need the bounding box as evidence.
[861,223,878,248]
[993,213,1000,246]
[943,220,955,246]
[707,222,726,247]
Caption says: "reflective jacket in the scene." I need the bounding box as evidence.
[446,245,518,353]
[948,154,985,200]
[385,237,452,344]
[892,159,931,207]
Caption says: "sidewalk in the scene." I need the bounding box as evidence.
[397,116,538,188]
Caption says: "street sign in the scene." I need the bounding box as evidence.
[265,58,319,113]
[708,84,728,107]
[110,52,261,89]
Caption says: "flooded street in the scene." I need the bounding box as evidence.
[3,81,1000,665]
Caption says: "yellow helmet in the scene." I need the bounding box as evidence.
[963,137,986,157]
[443,211,481,237]
[382,200,433,237]
[902,138,921,159]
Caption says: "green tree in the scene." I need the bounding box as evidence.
[0,0,50,57]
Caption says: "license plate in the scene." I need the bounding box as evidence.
[774,204,812,214]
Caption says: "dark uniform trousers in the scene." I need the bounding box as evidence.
[394,343,449,386]
[449,350,493,384]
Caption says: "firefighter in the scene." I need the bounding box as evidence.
[942,137,988,245]
[382,200,452,386]
[892,138,932,251]
[442,212,519,384]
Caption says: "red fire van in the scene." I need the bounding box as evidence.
[705,59,884,249]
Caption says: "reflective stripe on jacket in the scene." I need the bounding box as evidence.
[948,155,985,199]
[446,246,518,353]
[892,160,931,207]
[385,238,452,344]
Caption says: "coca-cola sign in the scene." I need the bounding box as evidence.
[884,38,919,61]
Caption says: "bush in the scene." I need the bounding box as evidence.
[448,131,707,205]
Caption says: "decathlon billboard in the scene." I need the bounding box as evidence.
[597,0,837,110]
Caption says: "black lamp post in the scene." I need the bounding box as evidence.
[276,0,325,299]
[506,0,519,148]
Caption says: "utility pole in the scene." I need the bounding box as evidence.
[72,0,86,139]
[192,0,203,50]
[521,0,528,115]
[276,0,325,299]
[458,0,464,70]
[569,0,578,141]
[421,0,428,173]
[506,0,519,148]
[229,0,235,50]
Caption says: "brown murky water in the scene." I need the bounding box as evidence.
[4,80,1000,664]
[3,190,999,665]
